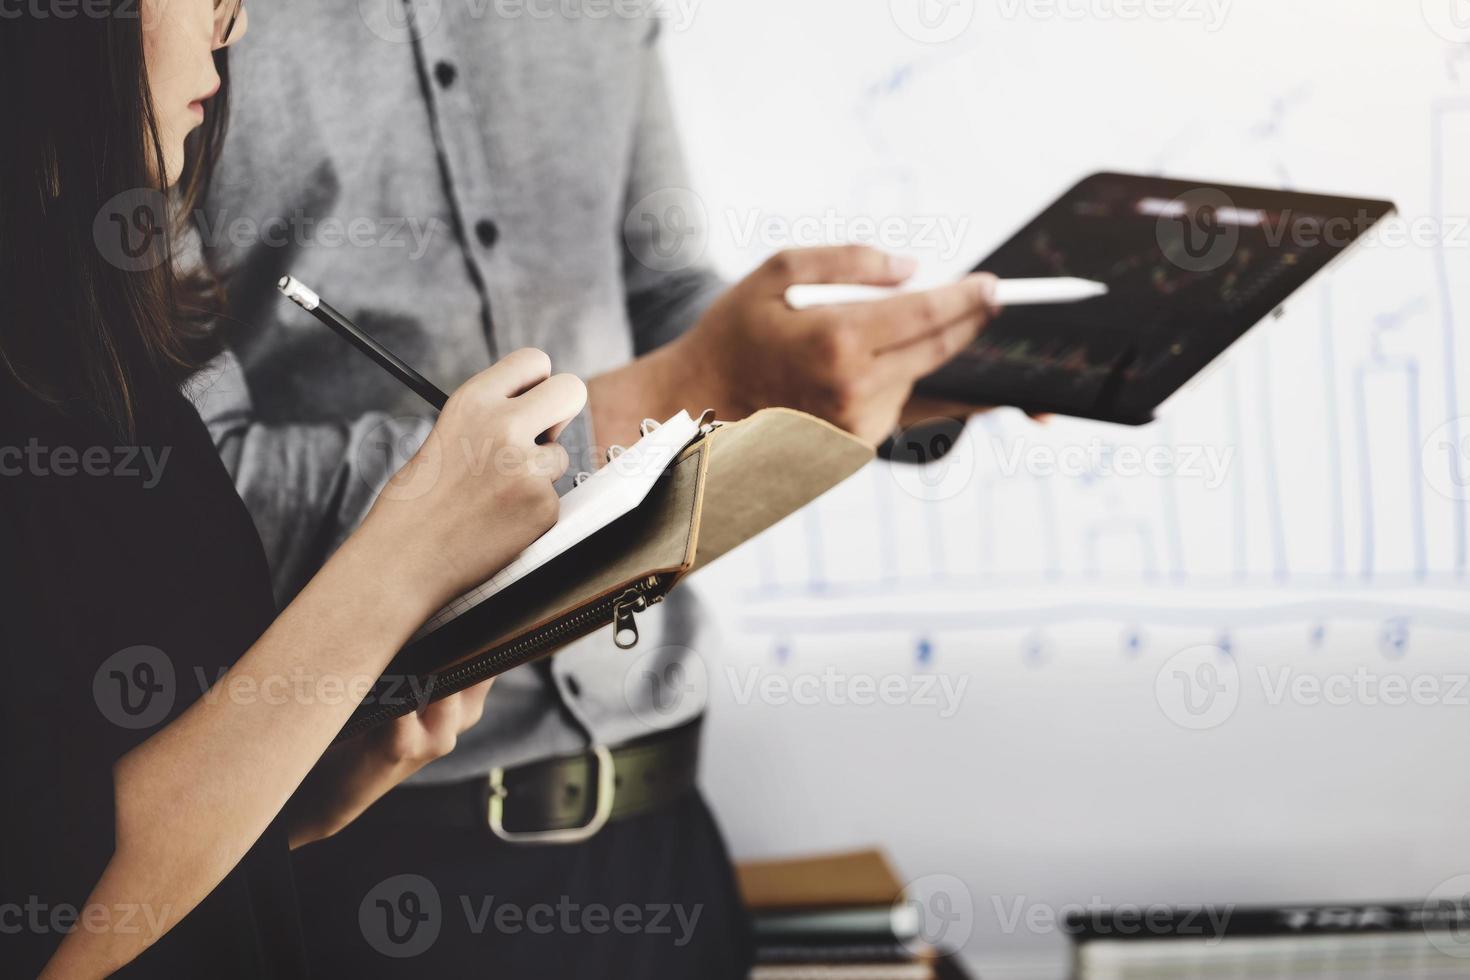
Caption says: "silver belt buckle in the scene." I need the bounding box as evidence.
[486,744,615,846]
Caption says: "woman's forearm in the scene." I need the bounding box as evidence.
[42,527,439,978]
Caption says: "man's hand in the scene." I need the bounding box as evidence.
[677,246,998,445]
[589,246,998,449]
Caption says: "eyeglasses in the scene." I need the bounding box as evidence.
[215,0,244,46]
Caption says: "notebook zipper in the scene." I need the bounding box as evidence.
[339,576,667,739]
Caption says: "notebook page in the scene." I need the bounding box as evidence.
[412,410,700,638]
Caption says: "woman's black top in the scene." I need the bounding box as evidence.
[0,380,308,978]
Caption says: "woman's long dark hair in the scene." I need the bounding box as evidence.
[0,1,230,435]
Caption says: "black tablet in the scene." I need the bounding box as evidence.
[916,172,1396,425]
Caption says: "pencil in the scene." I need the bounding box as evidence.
[277,275,448,411]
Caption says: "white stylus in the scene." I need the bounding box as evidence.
[785,276,1109,310]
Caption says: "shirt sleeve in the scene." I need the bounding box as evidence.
[620,32,729,356]
[186,350,434,604]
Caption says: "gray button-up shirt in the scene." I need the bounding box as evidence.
[192,0,724,780]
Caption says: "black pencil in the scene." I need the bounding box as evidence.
[277,274,449,411]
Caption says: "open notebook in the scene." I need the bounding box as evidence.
[338,406,874,739]
[413,410,703,638]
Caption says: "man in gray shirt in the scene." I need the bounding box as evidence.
[196,0,995,973]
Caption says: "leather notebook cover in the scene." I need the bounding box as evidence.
[337,408,872,739]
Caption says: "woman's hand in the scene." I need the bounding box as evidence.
[362,348,588,615]
[284,678,496,849]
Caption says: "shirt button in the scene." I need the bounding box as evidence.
[475,219,500,249]
[434,61,457,89]
[564,674,581,697]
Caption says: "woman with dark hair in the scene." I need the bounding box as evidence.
[0,1,587,976]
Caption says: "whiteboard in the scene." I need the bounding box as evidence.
[659,1,1470,975]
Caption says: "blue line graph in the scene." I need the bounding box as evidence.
[1431,98,1469,576]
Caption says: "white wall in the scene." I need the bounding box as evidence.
[660,0,1470,975]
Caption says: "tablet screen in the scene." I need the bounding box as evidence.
[918,172,1396,424]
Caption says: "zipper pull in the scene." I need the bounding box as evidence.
[612,590,646,650]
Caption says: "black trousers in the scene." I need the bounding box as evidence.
[291,789,753,979]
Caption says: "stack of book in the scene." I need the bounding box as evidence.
[1069,899,1470,978]
[736,850,949,980]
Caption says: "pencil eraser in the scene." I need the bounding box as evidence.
[277,275,321,312]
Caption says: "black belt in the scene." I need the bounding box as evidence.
[357,719,702,845]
